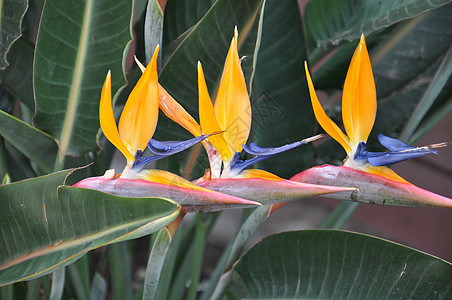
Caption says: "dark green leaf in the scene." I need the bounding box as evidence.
[251,0,314,177]
[162,0,216,47]
[156,0,264,141]
[33,0,133,156]
[304,0,451,62]
[0,0,28,69]
[0,38,34,110]
[227,230,452,299]
[109,242,132,300]
[0,110,58,173]
[400,44,452,141]
[0,173,179,286]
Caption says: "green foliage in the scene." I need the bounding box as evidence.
[33,0,133,157]
[226,230,452,299]
[0,172,180,286]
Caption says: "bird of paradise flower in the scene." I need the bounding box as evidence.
[151,28,355,203]
[292,34,452,207]
[74,46,260,212]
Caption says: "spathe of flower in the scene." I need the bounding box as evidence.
[75,46,260,213]
[154,27,356,204]
[293,34,452,207]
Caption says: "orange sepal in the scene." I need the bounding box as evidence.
[118,46,160,155]
[304,62,352,154]
[214,28,251,155]
[342,34,376,148]
[99,71,134,162]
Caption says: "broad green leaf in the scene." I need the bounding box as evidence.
[0,0,28,69]
[0,110,58,173]
[162,0,216,47]
[226,230,452,299]
[156,0,264,141]
[304,0,451,62]
[0,38,34,110]
[33,0,133,156]
[251,0,314,177]
[0,174,180,286]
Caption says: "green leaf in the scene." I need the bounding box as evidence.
[143,228,172,300]
[0,0,28,69]
[0,38,34,110]
[0,172,180,286]
[0,110,58,173]
[304,0,451,62]
[49,268,65,300]
[251,0,314,177]
[33,0,133,156]
[226,230,452,299]
[89,273,107,300]
[318,202,360,229]
[399,44,452,141]
[156,0,264,141]
[144,0,163,63]
[109,242,132,300]
[162,0,216,47]
[201,206,271,300]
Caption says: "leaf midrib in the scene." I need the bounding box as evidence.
[58,0,93,158]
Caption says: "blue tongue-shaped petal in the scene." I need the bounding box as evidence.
[378,134,414,151]
[132,134,214,171]
[230,134,323,176]
[354,134,445,167]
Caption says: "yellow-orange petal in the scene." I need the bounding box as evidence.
[214,28,251,155]
[118,46,160,155]
[342,34,376,149]
[362,165,409,184]
[135,56,204,140]
[99,71,134,162]
[198,62,232,161]
[158,84,203,138]
[304,62,352,154]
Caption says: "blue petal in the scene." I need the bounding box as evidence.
[230,139,310,176]
[132,150,166,171]
[132,134,213,171]
[148,134,213,155]
[378,134,412,151]
[352,134,438,167]
[243,140,307,156]
[367,148,437,166]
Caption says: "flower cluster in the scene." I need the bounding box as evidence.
[76,29,452,216]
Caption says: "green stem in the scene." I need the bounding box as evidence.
[319,202,360,229]
[186,219,206,300]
